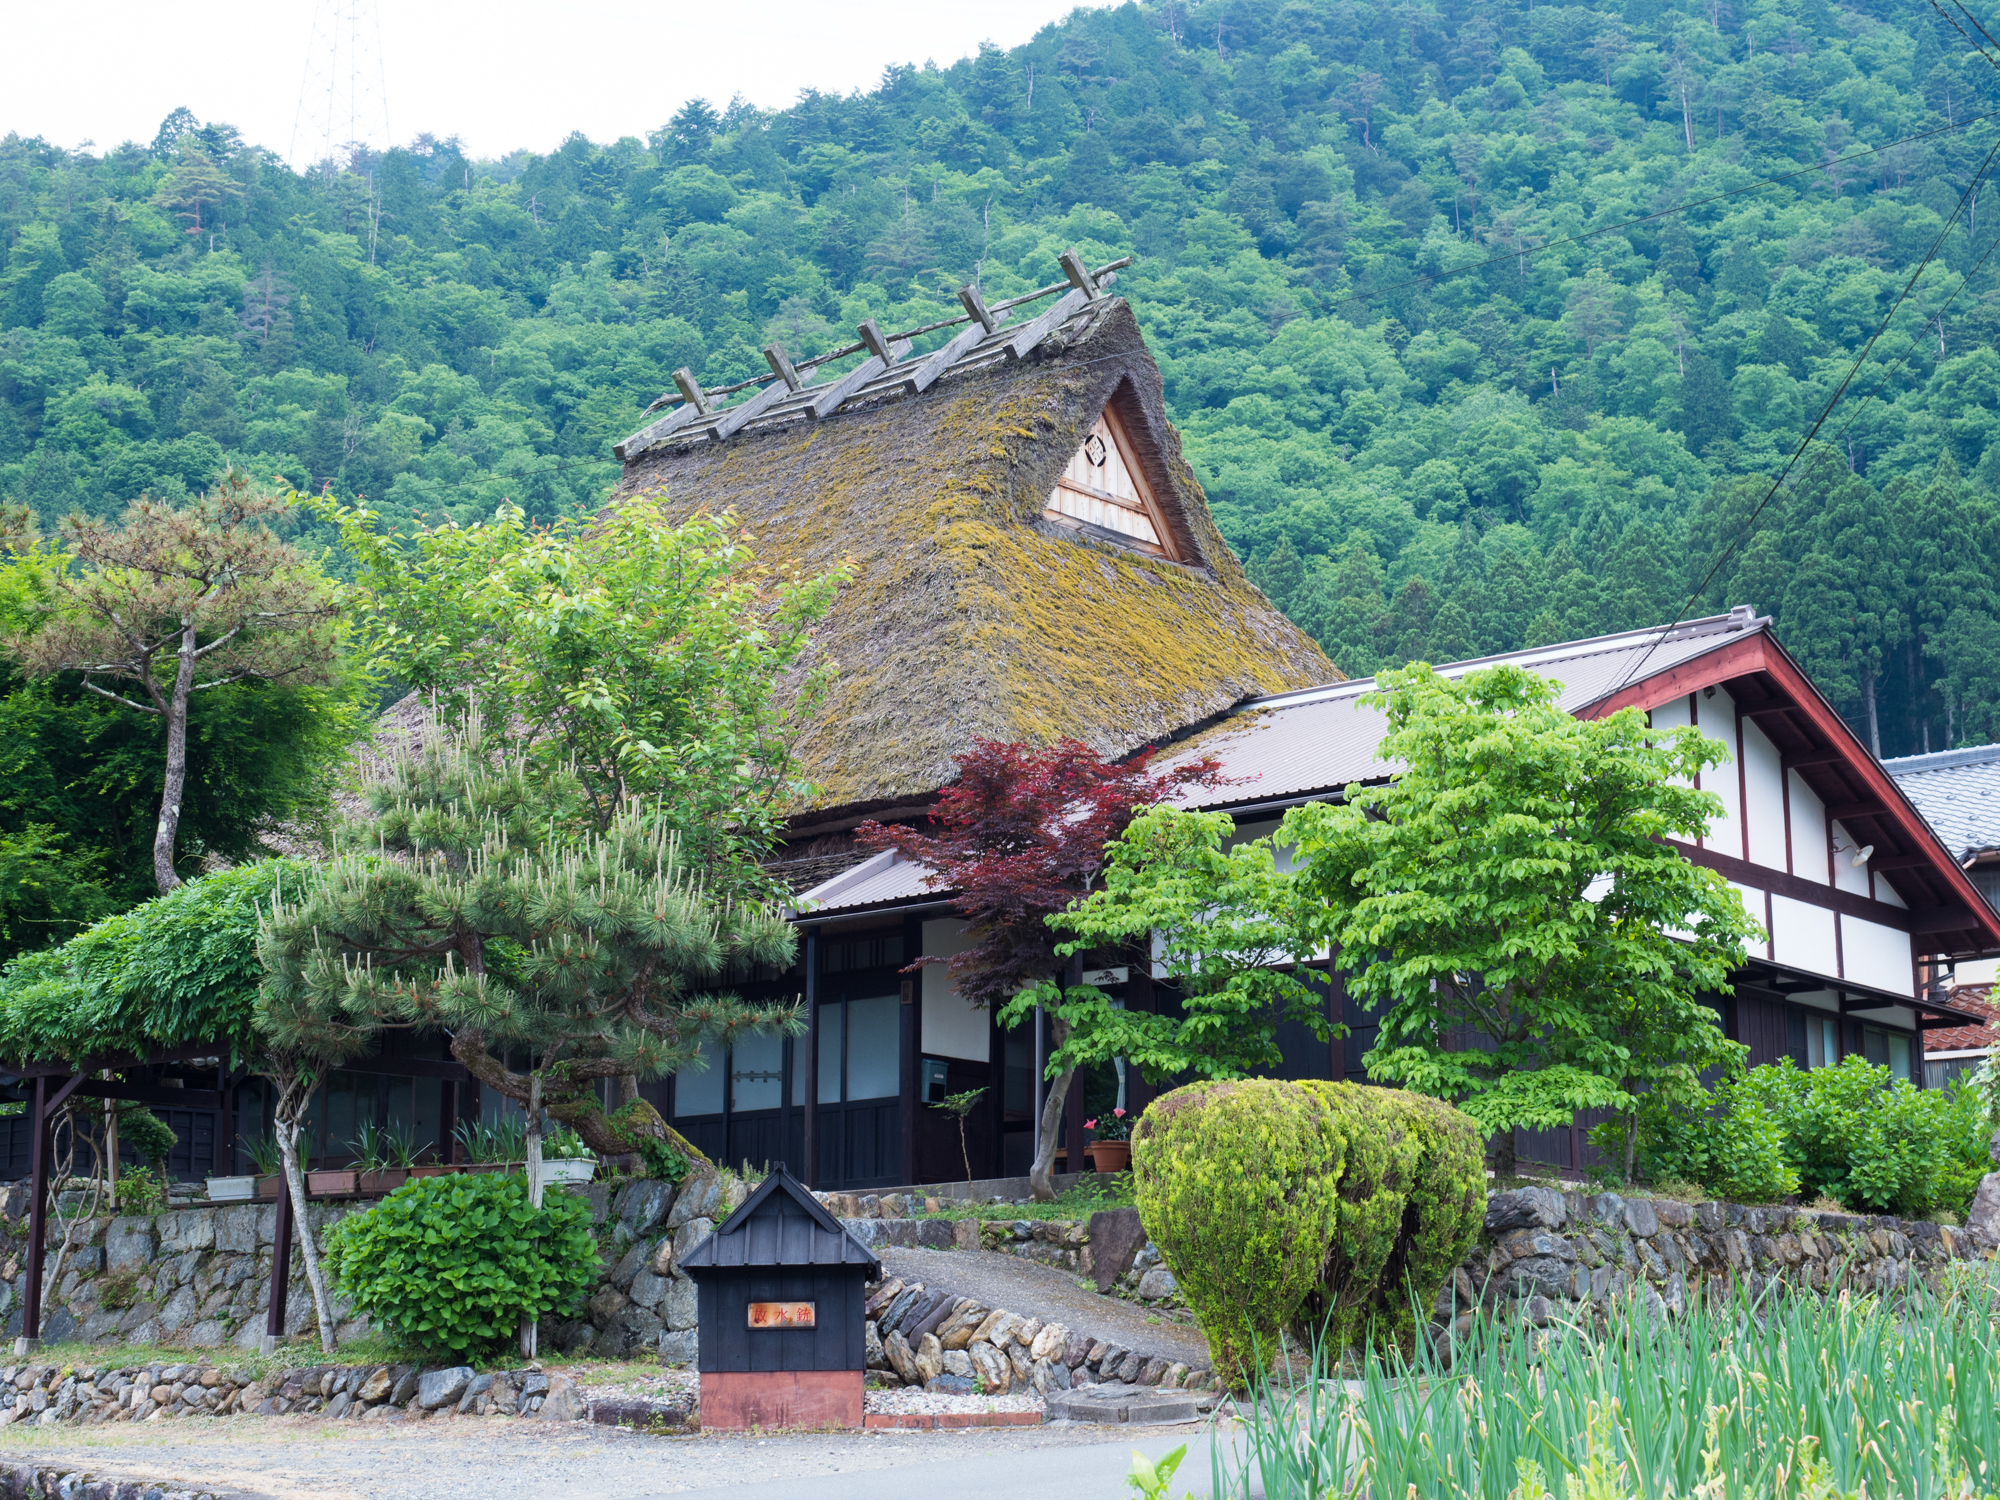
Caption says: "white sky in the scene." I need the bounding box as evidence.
[4,0,1090,165]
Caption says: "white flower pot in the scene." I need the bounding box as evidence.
[540,1158,597,1187]
[206,1175,256,1202]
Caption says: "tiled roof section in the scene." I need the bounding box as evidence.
[1882,742,2000,860]
[1166,607,1773,812]
[1926,984,2000,1052]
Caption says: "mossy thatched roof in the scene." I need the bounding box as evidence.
[610,297,1334,824]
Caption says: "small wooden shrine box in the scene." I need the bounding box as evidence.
[679,1163,880,1430]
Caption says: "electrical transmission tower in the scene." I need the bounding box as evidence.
[289,0,392,172]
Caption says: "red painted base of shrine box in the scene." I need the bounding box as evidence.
[699,1370,864,1430]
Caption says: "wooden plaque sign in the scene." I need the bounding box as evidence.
[746,1300,817,1329]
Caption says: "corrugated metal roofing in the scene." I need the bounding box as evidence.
[788,609,1774,913]
[1882,743,2000,860]
[678,1167,880,1272]
[1168,608,1772,811]
[792,850,939,916]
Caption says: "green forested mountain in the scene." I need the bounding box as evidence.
[5,0,2000,756]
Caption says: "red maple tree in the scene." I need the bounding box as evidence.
[855,737,1228,1195]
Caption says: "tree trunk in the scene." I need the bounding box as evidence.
[1028,1013,1076,1205]
[274,1113,336,1354]
[521,1074,544,1359]
[152,620,199,893]
[447,1034,711,1171]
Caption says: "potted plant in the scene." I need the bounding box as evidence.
[455,1117,527,1174]
[307,1162,360,1197]
[538,1122,598,1187]
[351,1122,412,1195]
[243,1133,285,1200]
[1086,1107,1134,1173]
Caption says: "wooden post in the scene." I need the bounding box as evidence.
[441,1078,460,1164]
[213,1061,231,1177]
[18,1074,50,1354]
[802,929,820,1189]
[898,976,919,1190]
[987,1001,1006,1180]
[264,1173,293,1351]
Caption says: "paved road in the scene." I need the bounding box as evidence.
[0,1413,1260,1500]
[877,1246,1210,1369]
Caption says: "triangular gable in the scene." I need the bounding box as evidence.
[1044,403,1181,560]
[677,1164,879,1270]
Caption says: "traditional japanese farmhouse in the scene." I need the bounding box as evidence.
[605,253,1331,1187]
[608,256,2000,1189]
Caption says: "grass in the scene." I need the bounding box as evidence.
[1207,1273,2000,1500]
[913,1176,1137,1222]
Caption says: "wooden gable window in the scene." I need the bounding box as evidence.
[1043,407,1180,560]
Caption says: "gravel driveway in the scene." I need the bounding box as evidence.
[0,1412,1232,1500]
[877,1247,1210,1368]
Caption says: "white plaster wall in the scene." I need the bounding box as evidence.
[1871,872,1908,910]
[1743,720,1786,871]
[920,917,991,1061]
[1769,895,1839,979]
[1840,914,1915,998]
[1699,688,1742,854]
[1788,772,1828,884]
[1652,695,1694,789]
[1832,821,1872,896]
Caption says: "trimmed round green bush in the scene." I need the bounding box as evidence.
[324,1172,599,1358]
[1130,1079,1346,1387]
[1135,1079,1485,1384]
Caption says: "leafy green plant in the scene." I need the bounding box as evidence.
[0,859,310,1064]
[1126,1443,1190,1500]
[115,1164,166,1215]
[930,1086,986,1181]
[541,1122,594,1160]
[454,1116,529,1166]
[1135,1078,1483,1385]
[1131,1078,1348,1387]
[115,1105,176,1172]
[1641,1058,1986,1218]
[239,1131,282,1177]
[324,1172,600,1359]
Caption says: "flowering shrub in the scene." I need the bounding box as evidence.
[1087,1107,1132,1142]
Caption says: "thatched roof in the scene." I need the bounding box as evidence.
[609,293,1334,826]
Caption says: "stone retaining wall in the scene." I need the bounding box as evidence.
[0,1462,217,1499]
[860,1274,1220,1396]
[0,1174,750,1362]
[1456,1187,1990,1337]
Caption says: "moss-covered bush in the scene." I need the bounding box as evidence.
[1134,1079,1484,1385]
[1130,1079,1346,1386]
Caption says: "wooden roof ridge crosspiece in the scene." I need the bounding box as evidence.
[614,251,1132,460]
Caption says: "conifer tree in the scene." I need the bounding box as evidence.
[257,715,801,1207]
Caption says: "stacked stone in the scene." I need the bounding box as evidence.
[550,1173,746,1363]
[0,1460,218,1499]
[1458,1187,1989,1337]
[859,1276,1219,1396]
[0,1359,587,1428]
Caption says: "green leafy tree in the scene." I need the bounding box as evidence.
[1278,663,1761,1176]
[324,494,844,893]
[1,478,343,893]
[256,716,801,1220]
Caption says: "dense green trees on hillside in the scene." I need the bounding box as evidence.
[5,0,2000,753]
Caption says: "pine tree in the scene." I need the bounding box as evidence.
[1657,219,1703,296]
[258,715,801,1208]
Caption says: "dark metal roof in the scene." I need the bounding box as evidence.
[1882,742,2000,862]
[677,1166,880,1274]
